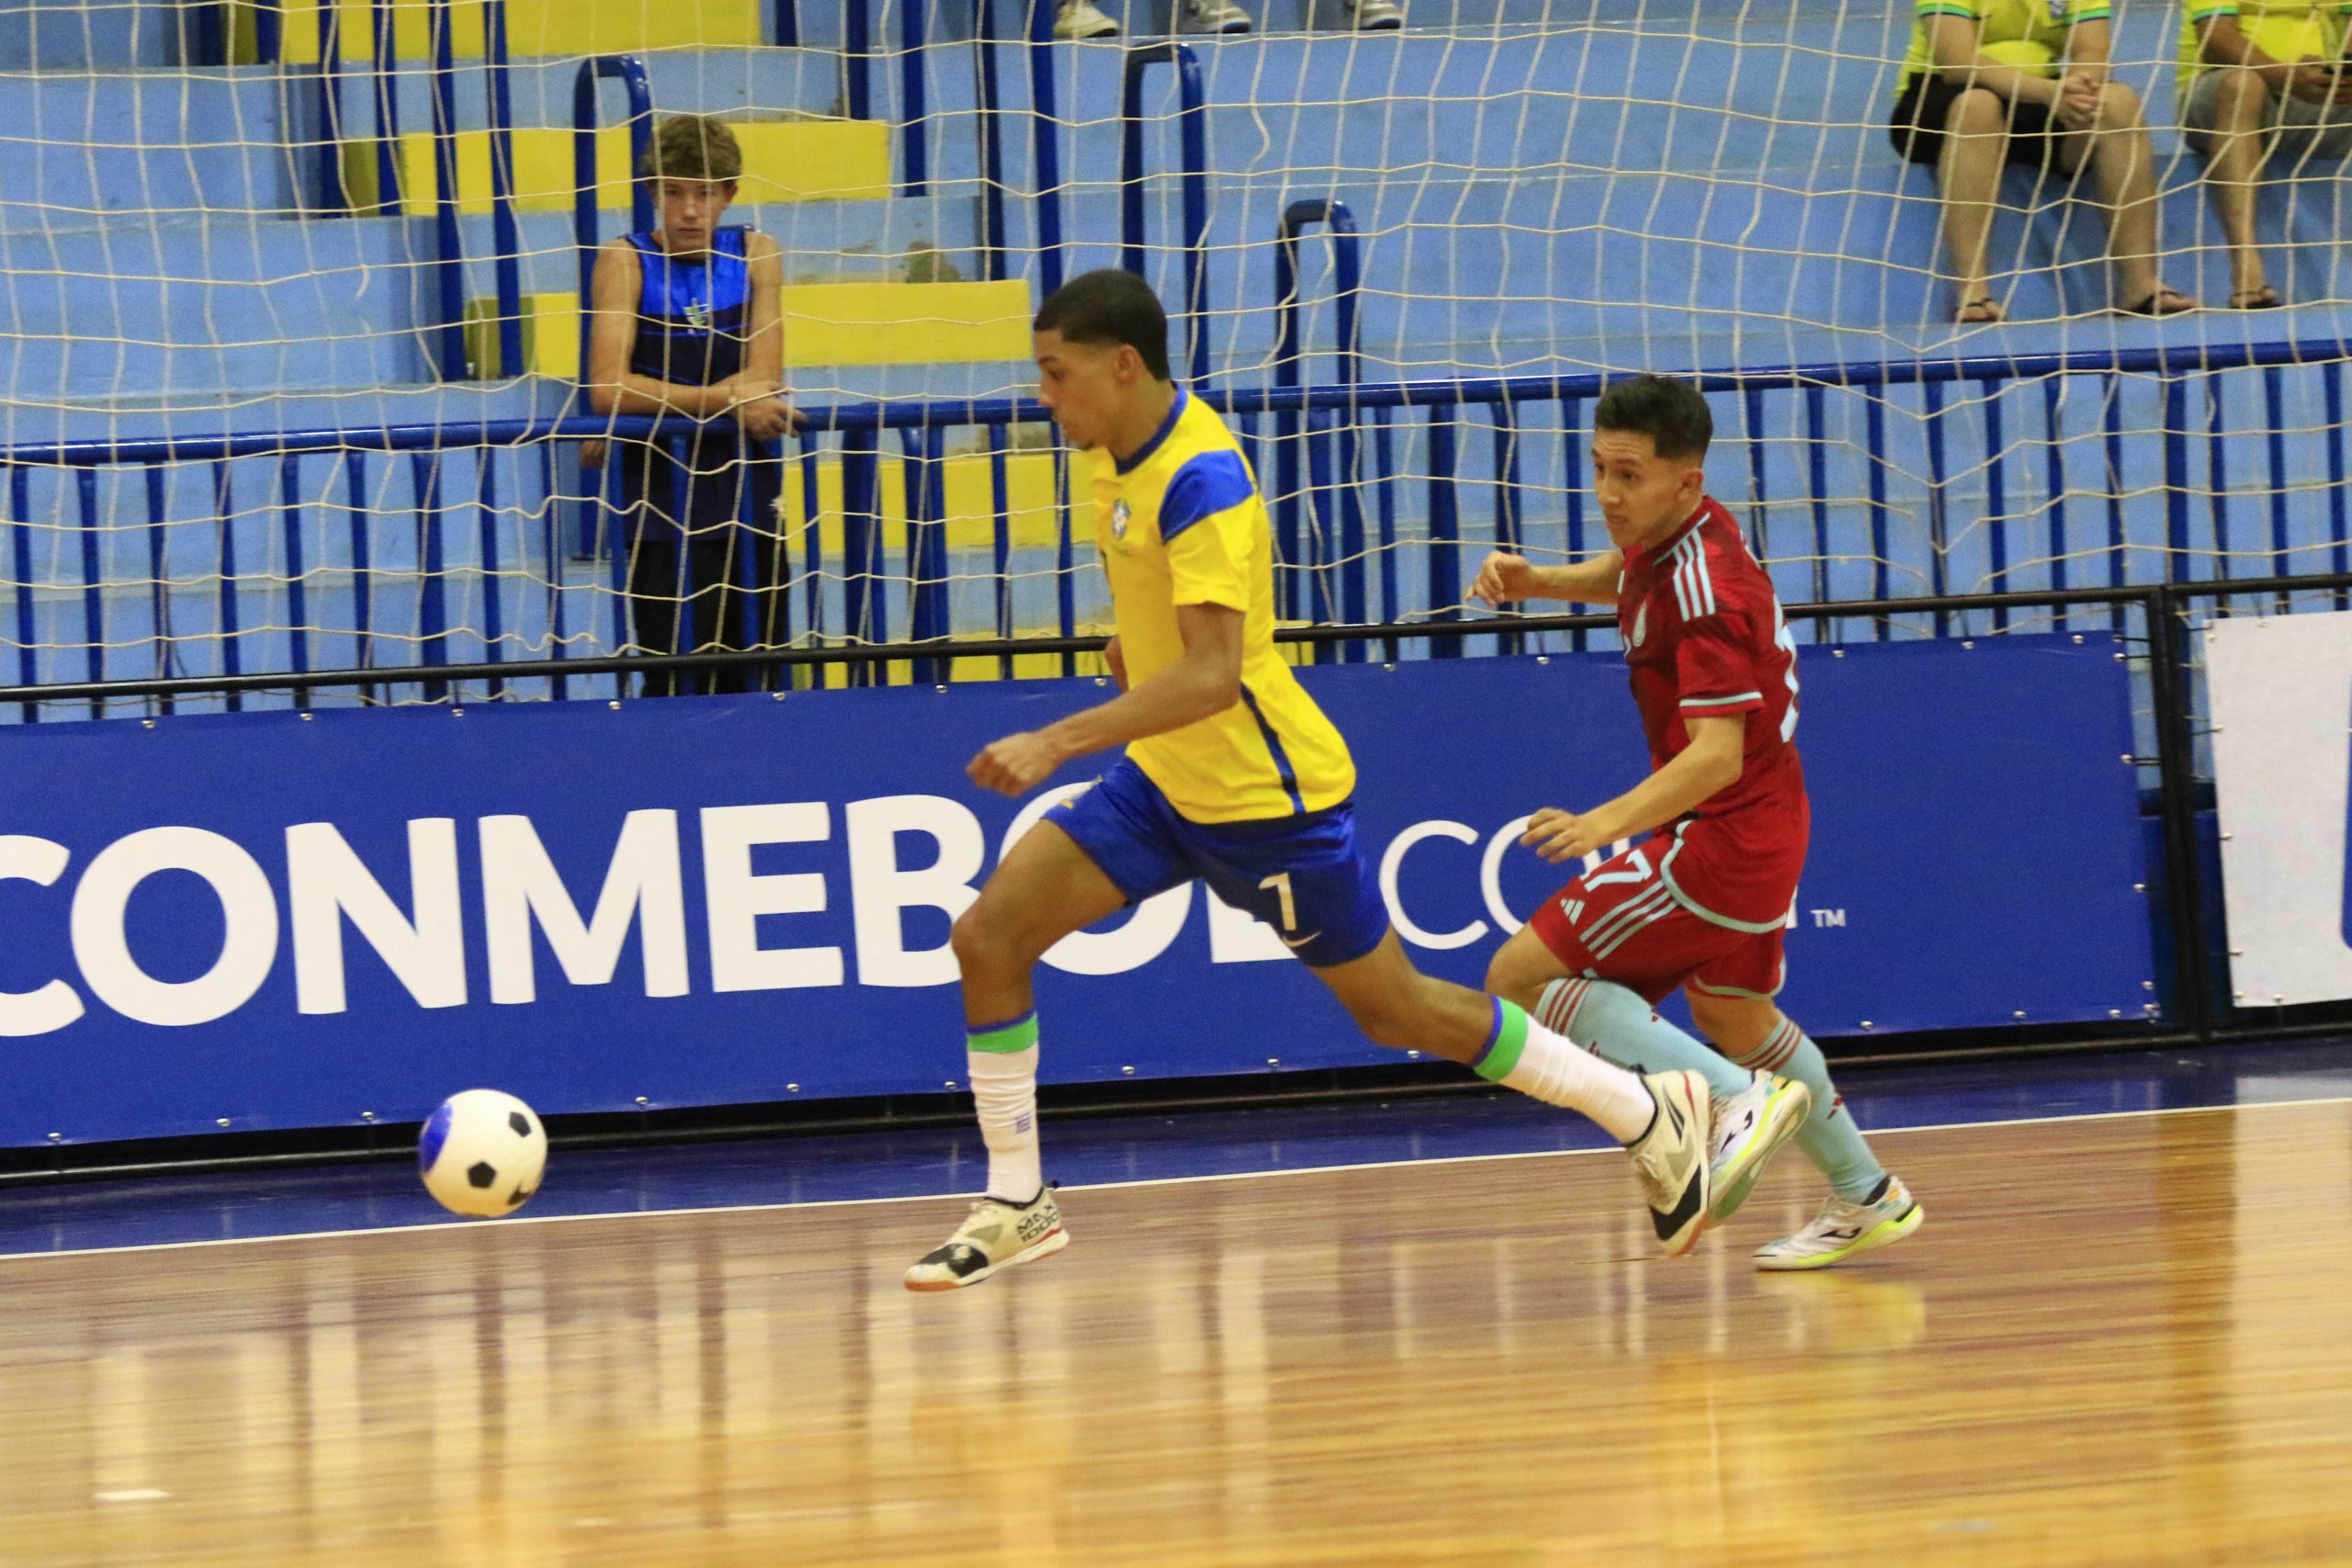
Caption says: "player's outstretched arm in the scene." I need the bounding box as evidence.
[968,604,1242,795]
[1466,548,1623,607]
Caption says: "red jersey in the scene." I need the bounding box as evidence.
[1615,496,1808,930]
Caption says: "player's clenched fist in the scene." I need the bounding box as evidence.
[1521,806,1609,864]
[969,731,1066,795]
[1467,550,1537,607]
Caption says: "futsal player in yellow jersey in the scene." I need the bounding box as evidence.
[903,270,1808,1291]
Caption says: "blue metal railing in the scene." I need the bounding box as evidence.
[313,2,348,210]
[7,337,2352,720]
[368,0,401,211]
[297,0,524,378]
[483,0,525,379]
[844,0,873,118]
[1027,0,1068,299]
[424,0,467,377]
[309,0,401,223]
[898,0,928,197]
[973,0,1012,282]
[1120,43,1212,388]
[1271,200,1372,644]
[571,55,658,377]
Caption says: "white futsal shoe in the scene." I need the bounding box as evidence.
[904,1187,1069,1292]
[1755,1177,1923,1271]
[1628,1069,1712,1257]
[1053,1,1119,38]
[1348,0,1405,26]
[1706,1070,1813,1224]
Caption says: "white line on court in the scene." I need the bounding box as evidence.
[1,1092,2344,1266]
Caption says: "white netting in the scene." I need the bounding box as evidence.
[2,0,2346,717]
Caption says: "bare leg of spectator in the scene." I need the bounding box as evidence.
[2080,83,2194,312]
[2189,67,2278,307]
[1935,88,2010,321]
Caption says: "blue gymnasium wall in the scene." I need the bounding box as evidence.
[0,637,2153,1149]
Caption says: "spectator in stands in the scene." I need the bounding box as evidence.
[1889,0,2198,321]
[584,114,797,698]
[2178,0,2352,308]
[1055,0,1401,37]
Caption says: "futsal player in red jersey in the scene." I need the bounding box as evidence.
[1473,374,1923,1269]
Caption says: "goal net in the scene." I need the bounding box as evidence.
[3,0,2346,717]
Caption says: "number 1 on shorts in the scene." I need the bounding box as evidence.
[1259,872,1297,932]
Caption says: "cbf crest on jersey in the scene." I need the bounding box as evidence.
[1630,601,1650,649]
[1110,499,1131,541]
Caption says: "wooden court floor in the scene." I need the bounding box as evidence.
[3,1100,2350,1567]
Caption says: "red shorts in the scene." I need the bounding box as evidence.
[1526,839,1787,1006]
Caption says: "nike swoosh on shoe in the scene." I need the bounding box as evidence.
[1652,1169,1705,1242]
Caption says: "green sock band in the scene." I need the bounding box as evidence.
[967,1011,1039,1055]
[1471,998,1530,1083]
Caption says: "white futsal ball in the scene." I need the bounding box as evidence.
[418,1089,547,1218]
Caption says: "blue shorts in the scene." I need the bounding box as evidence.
[1047,758,1390,969]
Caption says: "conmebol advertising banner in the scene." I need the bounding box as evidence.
[0,637,2152,1147]
[2207,610,2352,1007]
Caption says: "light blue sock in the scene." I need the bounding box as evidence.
[1536,977,1748,1098]
[1734,1016,1887,1202]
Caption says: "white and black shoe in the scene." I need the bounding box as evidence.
[903,1186,1070,1292]
[1347,0,1404,28]
[1627,1069,1712,1257]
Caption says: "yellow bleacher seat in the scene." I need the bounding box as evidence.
[466,279,1031,378]
[265,0,760,63]
[773,281,1032,368]
[341,121,890,217]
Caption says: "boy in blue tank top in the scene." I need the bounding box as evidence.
[586,115,797,696]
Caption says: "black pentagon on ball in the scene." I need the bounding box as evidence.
[508,1111,532,1137]
[468,1160,498,1189]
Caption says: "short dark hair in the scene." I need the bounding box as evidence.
[1034,269,1171,381]
[1594,374,1713,462]
[639,114,742,184]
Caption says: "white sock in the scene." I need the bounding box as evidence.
[968,1043,1042,1202]
[1499,1019,1657,1145]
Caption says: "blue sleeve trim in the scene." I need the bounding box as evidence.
[1159,450,1258,543]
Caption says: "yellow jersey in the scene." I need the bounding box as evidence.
[1080,388,1356,824]
[2178,0,2350,94]
[1898,0,2111,97]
